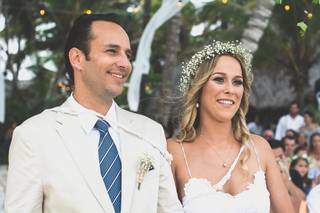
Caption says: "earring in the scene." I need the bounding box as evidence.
[196,103,199,108]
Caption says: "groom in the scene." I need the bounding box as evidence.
[5,13,183,213]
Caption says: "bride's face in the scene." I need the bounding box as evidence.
[199,55,244,123]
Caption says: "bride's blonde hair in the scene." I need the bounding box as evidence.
[175,41,253,175]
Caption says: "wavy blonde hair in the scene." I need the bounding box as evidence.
[175,53,253,175]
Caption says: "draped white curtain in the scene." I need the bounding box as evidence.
[0,2,4,123]
[0,72,4,123]
[127,0,189,111]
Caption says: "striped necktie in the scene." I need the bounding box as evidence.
[94,119,121,213]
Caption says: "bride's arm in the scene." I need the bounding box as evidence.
[251,135,295,213]
[167,138,182,201]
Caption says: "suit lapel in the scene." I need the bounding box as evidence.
[116,107,142,213]
[54,103,115,213]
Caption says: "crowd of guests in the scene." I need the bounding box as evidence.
[249,101,320,212]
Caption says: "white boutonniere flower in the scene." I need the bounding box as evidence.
[137,154,154,190]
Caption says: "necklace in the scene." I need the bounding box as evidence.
[201,136,234,168]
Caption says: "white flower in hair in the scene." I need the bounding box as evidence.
[179,40,253,93]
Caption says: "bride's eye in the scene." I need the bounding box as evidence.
[233,79,243,86]
[212,77,224,84]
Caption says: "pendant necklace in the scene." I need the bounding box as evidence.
[202,136,234,168]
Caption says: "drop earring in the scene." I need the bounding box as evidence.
[196,103,199,108]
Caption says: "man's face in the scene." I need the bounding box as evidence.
[284,138,296,157]
[289,103,299,116]
[272,147,285,160]
[263,129,274,140]
[77,21,132,101]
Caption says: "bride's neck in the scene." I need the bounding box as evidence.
[198,118,234,145]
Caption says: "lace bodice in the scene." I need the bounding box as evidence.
[180,143,270,213]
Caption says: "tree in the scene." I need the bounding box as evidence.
[241,0,275,52]
[155,13,181,129]
[254,0,320,104]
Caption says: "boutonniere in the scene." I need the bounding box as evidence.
[137,154,154,190]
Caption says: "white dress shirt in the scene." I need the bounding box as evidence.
[275,114,304,140]
[67,95,122,157]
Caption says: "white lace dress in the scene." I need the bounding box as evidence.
[180,144,270,213]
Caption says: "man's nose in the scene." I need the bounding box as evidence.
[116,53,131,71]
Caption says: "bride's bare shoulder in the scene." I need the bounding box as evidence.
[249,134,275,166]
[167,138,182,155]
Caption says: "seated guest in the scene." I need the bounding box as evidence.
[275,101,304,140]
[283,135,298,158]
[289,155,312,195]
[308,132,320,187]
[300,110,320,144]
[268,139,305,212]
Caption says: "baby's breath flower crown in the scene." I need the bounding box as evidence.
[179,40,253,93]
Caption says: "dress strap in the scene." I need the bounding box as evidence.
[214,146,245,191]
[179,142,193,178]
[249,139,262,170]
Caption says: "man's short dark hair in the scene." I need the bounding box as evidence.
[289,100,300,108]
[64,13,124,85]
[282,135,297,145]
[268,138,285,151]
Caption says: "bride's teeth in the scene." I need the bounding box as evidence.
[219,100,233,105]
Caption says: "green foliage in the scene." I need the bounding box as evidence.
[182,0,254,59]
[297,21,308,36]
[254,0,320,103]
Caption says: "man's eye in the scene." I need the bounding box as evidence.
[126,53,132,61]
[106,49,116,53]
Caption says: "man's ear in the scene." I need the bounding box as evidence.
[69,47,85,71]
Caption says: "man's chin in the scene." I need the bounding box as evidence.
[106,87,124,99]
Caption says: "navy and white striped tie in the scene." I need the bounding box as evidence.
[94,119,121,213]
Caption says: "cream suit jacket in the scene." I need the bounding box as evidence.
[5,100,183,213]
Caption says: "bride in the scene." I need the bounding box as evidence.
[168,41,294,212]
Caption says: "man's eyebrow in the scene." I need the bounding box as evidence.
[104,44,120,49]
[104,44,132,56]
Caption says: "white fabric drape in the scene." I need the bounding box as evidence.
[127,0,188,111]
[0,72,4,123]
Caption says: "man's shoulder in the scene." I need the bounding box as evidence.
[18,106,60,131]
[117,107,161,128]
[278,114,289,123]
[297,114,304,120]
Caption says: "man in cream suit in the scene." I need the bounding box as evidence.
[5,14,183,213]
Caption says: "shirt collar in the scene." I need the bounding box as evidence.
[67,94,118,134]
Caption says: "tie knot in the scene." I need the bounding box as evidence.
[94,119,110,135]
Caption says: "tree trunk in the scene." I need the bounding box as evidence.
[155,14,181,135]
[143,0,151,28]
[241,0,275,53]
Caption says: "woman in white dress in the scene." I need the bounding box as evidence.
[168,41,294,212]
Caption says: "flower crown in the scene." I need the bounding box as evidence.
[179,40,253,93]
[290,154,310,163]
